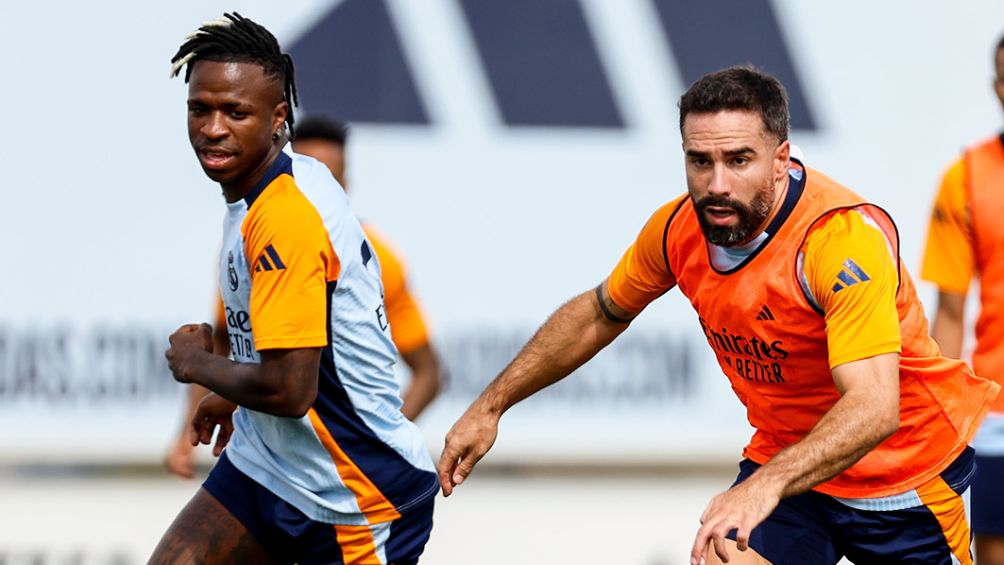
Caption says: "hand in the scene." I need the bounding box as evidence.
[164,436,196,479]
[690,476,780,565]
[166,323,214,383]
[190,392,238,457]
[436,406,500,496]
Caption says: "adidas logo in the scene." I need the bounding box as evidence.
[254,244,286,273]
[832,259,870,293]
[755,305,775,321]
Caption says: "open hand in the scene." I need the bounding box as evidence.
[690,477,780,564]
[190,392,238,457]
[436,407,499,496]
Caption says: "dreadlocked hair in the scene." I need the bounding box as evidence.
[170,12,299,135]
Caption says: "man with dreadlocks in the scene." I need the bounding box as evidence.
[149,13,438,565]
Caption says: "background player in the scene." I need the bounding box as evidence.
[438,66,998,565]
[292,115,443,421]
[921,31,1004,565]
[150,13,437,564]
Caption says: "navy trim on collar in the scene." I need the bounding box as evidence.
[244,152,293,208]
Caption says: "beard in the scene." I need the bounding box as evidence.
[694,183,775,247]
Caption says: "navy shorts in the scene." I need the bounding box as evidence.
[203,451,434,565]
[972,452,1004,536]
[727,447,975,565]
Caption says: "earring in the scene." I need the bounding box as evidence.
[272,132,281,143]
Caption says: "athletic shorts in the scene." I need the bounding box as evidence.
[203,451,434,565]
[727,446,975,565]
[972,414,1004,536]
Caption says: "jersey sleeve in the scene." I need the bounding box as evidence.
[364,225,430,354]
[920,159,974,294]
[606,197,682,313]
[243,189,338,351]
[801,208,902,368]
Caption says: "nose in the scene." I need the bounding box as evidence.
[706,163,730,197]
[201,111,229,141]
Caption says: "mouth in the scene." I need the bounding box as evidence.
[702,206,738,226]
[197,147,237,171]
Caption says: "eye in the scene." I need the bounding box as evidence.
[732,156,750,166]
[229,110,249,119]
[188,105,208,116]
[689,157,710,167]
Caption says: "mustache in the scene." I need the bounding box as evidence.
[695,195,749,213]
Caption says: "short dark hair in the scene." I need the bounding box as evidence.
[294,115,350,147]
[170,12,299,134]
[678,66,789,143]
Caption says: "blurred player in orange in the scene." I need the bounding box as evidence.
[438,66,999,565]
[921,32,1004,565]
[292,114,443,421]
[165,115,444,479]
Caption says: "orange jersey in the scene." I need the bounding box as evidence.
[922,135,1004,412]
[215,225,431,356]
[608,164,998,498]
[362,224,431,355]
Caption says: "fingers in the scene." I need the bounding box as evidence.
[451,449,483,488]
[712,533,730,563]
[436,443,464,497]
[690,525,711,565]
[734,526,751,552]
[200,323,214,351]
[213,420,233,457]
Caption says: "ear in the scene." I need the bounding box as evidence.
[272,101,289,135]
[774,140,791,180]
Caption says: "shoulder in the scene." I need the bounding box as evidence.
[805,207,893,253]
[244,176,321,232]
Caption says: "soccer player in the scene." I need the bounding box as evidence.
[163,116,444,479]
[921,32,1004,565]
[149,13,437,564]
[292,115,443,422]
[437,66,999,565]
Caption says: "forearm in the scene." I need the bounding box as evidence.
[931,291,966,358]
[399,344,442,421]
[181,351,309,417]
[754,388,896,498]
[473,289,628,417]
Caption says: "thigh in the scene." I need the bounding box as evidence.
[725,460,841,565]
[705,539,772,564]
[836,450,975,565]
[147,487,282,565]
[298,496,435,565]
[836,499,970,565]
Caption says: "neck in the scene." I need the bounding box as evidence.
[221,142,286,203]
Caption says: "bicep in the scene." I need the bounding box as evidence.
[606,204,680,315]
[259,347,322,400]
[805,210,902,368]
[830,352,900,396]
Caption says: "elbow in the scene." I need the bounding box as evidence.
[266,388,317,419]
[876,408,899,442]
